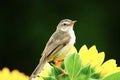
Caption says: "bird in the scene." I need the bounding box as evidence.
[29,19,76,80]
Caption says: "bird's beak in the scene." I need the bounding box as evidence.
[69,20,77,26]
[72,20,77,24]
[72,20,77,23]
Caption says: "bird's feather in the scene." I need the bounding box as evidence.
[30,31,71,80]
[42,30,71,61]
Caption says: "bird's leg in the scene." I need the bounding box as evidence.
[54,59,68,78]
[54,59,64,67]
[58,68,68,78]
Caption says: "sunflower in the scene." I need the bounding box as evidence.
[79,45,120,77]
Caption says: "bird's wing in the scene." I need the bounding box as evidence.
[30,31,71,79]
[41,31,71,60]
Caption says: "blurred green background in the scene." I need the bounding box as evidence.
[0,0,120,75]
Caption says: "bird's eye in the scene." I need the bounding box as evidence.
[63,23,67,26]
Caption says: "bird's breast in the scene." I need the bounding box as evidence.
[69,29,76,44]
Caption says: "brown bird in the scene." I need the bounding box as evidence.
[30,19,76,80]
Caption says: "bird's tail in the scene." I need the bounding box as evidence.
[29,57,47,80]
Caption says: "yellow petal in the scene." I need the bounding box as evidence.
[88,45,98,57]
[0,67,29,80]
[79,45,88,55]
[106,66,120,76]
[97,59,117,77]
[91,52,105,67]
[0,67,10,80]
[78,45,89,65]
[33,63,52,80]
[10,70,28,80]
[36,77,43,80]
[79,45,100,66]
[87,46,98,67]
[39,63,52,77]
[97,52,105,66]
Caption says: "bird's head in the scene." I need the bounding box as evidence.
[57,19,76,31]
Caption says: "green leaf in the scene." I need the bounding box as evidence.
[43,66,61,80]
[43,76,57,80]
[64,53,82,80]
[51,64,70,80]
[103,72,120,80]
[80,65,91,75]
[48,64,62,79]
[91,72,101,79]
[51,63,62,75]
[61,61,65,69]
[77,65,91,80]
[59,75,70,80]
[49,67,55,76]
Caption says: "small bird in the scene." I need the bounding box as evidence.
[30,19,76,80]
